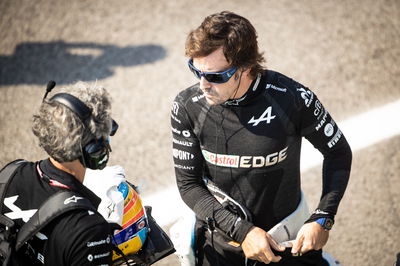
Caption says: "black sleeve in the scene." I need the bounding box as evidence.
[48,211,114,265]
[295,87,352,219]
[171,97,253,243]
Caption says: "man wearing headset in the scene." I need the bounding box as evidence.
[1,82,118,265]
[171,11,352,265]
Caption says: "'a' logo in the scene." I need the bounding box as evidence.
[4,195,37,222]
[248,106,276,126]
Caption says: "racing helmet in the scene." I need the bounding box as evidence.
[112,181,149,261]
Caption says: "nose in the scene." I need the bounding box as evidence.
[199,77,211,92]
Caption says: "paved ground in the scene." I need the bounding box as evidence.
[0,0,399,265]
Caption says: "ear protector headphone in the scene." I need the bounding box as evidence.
[43,81,117,170]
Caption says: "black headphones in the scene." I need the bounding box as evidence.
[43,81,118,170]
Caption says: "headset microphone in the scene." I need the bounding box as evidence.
[43,80,56,101]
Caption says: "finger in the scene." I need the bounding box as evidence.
[254,252,270,264]
[252,242,281,264]
[291,235,304,254]
[259,253,282,264]
[263,247,282,263]
[267,235,285,251]
[300,241,313,254]
[258,255,270,264]
[270,255,282,263]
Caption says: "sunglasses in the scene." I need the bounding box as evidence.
[188,59,237,84]
[110,119,119,136]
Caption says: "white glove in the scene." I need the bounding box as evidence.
[84,165,126,225]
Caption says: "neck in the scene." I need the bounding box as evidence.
[49,158,86,183]
[232,72,255,99]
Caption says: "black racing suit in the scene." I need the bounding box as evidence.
[171,70,352,265]
[1,159,115,265]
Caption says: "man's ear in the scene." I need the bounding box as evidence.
[242,67,251,77]
[237,68,251,79]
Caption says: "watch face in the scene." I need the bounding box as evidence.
[325,218,334,230]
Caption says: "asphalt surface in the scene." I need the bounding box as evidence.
[0,0,399,265]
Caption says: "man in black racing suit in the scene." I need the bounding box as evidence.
[1,82,119,265]
[171,11,352,266]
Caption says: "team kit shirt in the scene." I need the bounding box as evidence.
[2,159,115,265]
[171,70,352,244]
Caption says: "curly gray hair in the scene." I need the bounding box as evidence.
[32,82,112,163]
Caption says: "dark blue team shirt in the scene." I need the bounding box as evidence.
[171,70,352,243]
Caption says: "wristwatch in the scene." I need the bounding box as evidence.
[315,217,334,231]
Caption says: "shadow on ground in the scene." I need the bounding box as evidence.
[0,41,166,86]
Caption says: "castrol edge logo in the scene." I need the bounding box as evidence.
[202,146,288,168]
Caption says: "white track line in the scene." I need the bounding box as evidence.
[143,100,400,227]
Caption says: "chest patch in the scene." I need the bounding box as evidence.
[202,146,288,168]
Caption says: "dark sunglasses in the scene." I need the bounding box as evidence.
[188,59,237,84]
[110,119,119,136]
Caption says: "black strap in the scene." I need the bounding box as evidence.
[0,159,27,214]
[15,190,96,251]
[0,160,98,252]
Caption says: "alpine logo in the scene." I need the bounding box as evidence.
[64,195,84,205]
[248,106,276,126]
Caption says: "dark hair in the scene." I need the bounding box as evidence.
[185,11,265,78]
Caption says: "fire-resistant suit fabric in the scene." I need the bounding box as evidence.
[171,69,352,265]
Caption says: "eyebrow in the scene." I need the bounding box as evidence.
[192,61,232,73]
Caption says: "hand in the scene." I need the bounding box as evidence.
[291,222,329,256]
[242,226,285,264]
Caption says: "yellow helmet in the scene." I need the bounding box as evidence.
[112,181,148,261]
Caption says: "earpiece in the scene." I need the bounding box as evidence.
[44,81,110,170]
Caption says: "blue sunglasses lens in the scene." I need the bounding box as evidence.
[204,73,226,83]
[188,60,236,84]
